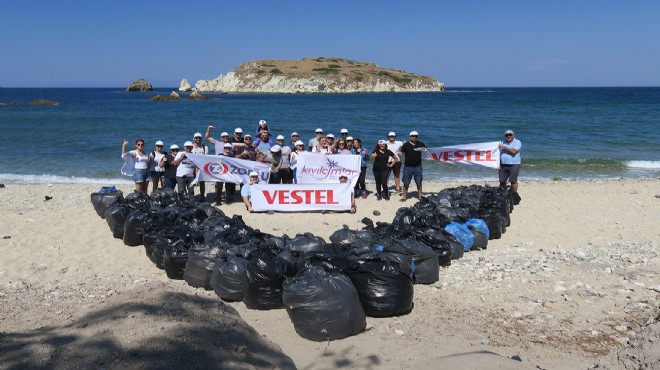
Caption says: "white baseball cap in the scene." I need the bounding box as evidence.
[276,135,285,140]
[223,143,233,148]
[244,134,252,138]
[194,132,202,138]
[235,128,243,133]
[170,144,179,149]
[249,171,259,177]
[346,136,353,141]
[184,141,193,147]
[221,132,229,137]
[410,131,419,136]
[505,129,515,135]
[378,140,387,144]
[155,140,164,146]
[259,119,267,125]
[294,140,304,146]
[388,132,396,137]
[315,128,323,133]
[291,132,299,137]
[326,133,335,138]
[270,145,282,152]
[340,128,348,133]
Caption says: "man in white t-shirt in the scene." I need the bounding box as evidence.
[385,131,404,193]
[192,132,209,200]
[173,141,197,200]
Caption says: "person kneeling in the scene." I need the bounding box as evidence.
[241,171,263,213]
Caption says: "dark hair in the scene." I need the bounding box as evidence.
[135,138,145,145]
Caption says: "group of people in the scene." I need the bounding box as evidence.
[122,120,522,209]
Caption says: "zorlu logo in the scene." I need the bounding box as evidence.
[203,162,229,177]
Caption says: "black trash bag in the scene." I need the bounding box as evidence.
[210,255,250,301]
[420,228,452,267]
[293,251,353,275]
[123,208,148,247]
[125,191,150,209]
[286,233,329,253]
[142,213,172,258]
[90,188,124,218]
[184,245,220,289]
[143,229,160,260]
[243,250,290,310]
[329,227,373,247]
[104,202,131,239]
[283,266,367,341]
[471,230,489,250]
[387,240,439,285]
[149,188,179,208]
[223,225,256,245]
[481,211,503,240]
[443,231,465,260]
[158,226,203,279]
[347,255,414,317]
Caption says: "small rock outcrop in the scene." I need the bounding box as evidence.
[195,57,445,94]
[31,100,61,106]
[179,79,192,92]
[127,78,153,92]
[148,92,180,102]
[188,91,213,100]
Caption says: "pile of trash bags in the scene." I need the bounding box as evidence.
[90,184,519,341]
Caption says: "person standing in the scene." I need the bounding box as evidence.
[288,132,300,151]
[192,132,209,200]
[173,141,197,200]
[308,128,324,151]
[385,131,404,193]
[352,138,369,198]
[275,135,293,183]
[498,129,522,192]
[148,140,167,193]
[290,140,305,183]
[214,143,235,205]
[160,144,179,190]
[121,139,150,194]
[370,140,397,201]
[267,145,283,184]
[235,134,256,161]
[231,128,244,143]
[255,130,274,153]
[400,131,426,202]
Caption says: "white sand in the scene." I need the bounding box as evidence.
[1,179,658,369]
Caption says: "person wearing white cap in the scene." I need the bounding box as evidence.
[173,141,197,200]
[370,139,398,200]
[289,140,305,183]
[498,130,522,192]
[255,119,271,139]
[121,138,150,194]
[148,140,167,193]
[308,128,324,151]
[288,132,300,151]
[340,128,349,140]
[385,132,404,194]
[399,131,426,202]
[191,131,209,200]
[213,142,236,205]
[345,136,354,150]
[241,171,263,213]
[234,134,256,161]
[267,145,283,183]
[325,133,336,149]
[205,125,232,155]
[274,135,293,183]
[254,130,274,153]
[159,144,180,190]
[231,128,244,143]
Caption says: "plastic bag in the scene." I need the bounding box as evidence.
[123,209,148,247]
[184,245,220,289]
[104,202,131,239]
[444,221,474,252]
[283,266,366,341]
[210,255,250,302]
[243,251,289,310]
[286,233,328,253]
[90,188,123,218]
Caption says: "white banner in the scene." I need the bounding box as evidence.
[251,183,353,212]
[295,152,361,186]
[186,154,271,184]
[424,141,501,169]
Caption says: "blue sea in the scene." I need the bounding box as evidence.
[0,87,659,184]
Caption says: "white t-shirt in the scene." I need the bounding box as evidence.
[175,152,196,177]
[386,140,403,162]
[133,151,149,170]
[150,151,166,172]
[280,146,292,168]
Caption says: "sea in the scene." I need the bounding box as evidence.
[0,87,658,184]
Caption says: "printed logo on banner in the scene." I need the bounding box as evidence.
[300,157,358,181]
[203,162,229,177]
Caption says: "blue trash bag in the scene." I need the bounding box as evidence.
[444,221,474,252]
[466,218,490,238]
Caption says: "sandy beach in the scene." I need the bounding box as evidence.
[1,179,659,369]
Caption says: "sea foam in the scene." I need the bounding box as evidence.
[625,161,660,169]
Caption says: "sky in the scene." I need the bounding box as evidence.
[1,0,659,88]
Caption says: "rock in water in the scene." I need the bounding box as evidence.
[169,91,180,99]
[127,78,153,92]
[31,100,61,106]
[179,79,192,92]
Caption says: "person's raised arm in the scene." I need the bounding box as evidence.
[172,152,185,166]
[122,140,129,157]
[205,125,217,145]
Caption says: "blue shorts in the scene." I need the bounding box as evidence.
[132,169,149,183]
[150,170,164,179]
[402,166,423,186]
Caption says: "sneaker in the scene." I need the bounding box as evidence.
[376,194,382,201]
[383,196,390,201]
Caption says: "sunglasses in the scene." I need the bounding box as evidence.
[505,134,513,137]
[136,143,144,146]
[410,135,418,138]
[171,149,178,151]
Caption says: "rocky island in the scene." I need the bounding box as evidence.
[193,57,445,93]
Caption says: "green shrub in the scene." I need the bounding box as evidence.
[312,68,339,74]
[270,68,282,74]
[328,64,341,69]
[255,69,265,74]
[355,76,363,82]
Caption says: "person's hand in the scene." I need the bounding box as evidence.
[498,143,505,148]
[162,156,167,162]
[247,205,253,213]
[208,125,215,130]
[123,140,129,146]
[350,206,356,214]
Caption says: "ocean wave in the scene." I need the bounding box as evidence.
[626,160,660,169]
[0,173,132,185]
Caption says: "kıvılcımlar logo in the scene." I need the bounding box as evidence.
[300,157,357,180]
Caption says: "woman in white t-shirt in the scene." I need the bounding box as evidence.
[149,140,167,193]
[172,141,197,200]
[121,138,150,193]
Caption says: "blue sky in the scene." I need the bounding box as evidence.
[1,1,658,87]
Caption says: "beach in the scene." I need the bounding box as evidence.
[1,179,659,369]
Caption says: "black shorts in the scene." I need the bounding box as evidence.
[389,162,401,176]
[499,164,521,183]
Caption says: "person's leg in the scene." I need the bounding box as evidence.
[393,163,401,192]
[499,166,510,188]
[292,168,297,184]
[186,178,195,200]
[508,164,520,192]
[159,174,165,189]
[176,177,186,199]
[414,166,423,200]
[380,170,390,199]
[165,177,176,189]
[199,181,206,200]
[215,182,224,204]
[226,183,236,203]
[373,169,382,198]
[359,168,367,191]
[401,166,413,201]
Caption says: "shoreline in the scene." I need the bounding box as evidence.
[1,178,658,368]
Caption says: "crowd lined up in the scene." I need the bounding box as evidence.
[121,120,430,208]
